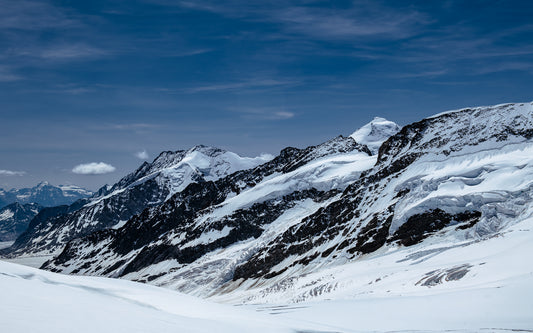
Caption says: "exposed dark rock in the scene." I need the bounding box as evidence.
[390,209,482,246]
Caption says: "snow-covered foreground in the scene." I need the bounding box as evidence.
[0,259,299,333]
[2,216,532,333]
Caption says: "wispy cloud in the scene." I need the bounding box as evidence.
[135,150,149,160]
[72,162,116,175]
[0,0,79,30]
[38,44,109,61]
[185,78,299,93]
[0,0,111,76]
[164,1,428,41]
[109,123,161,131]
[229,107,296,120]
[391,69,449,79]
[0,169,26,176]
[269,5,427,40]
[162,48,213,57]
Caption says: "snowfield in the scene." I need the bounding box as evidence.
[1,216,532,332]
[0,260,296,333]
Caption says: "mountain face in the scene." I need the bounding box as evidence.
[5,146,272,257]
[43,135,373,279]
[10,102,533,304]
[0,182,92,209]
[0,203,42,242]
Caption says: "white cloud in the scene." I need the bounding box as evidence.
[72,162,116,175]
[135,150,149,160]
[0,169,26,176]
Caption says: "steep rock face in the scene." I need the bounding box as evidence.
[43,135,373,290]
[0,182,92,209]
[0,203,42,242]
[36,102,533,303]
[6,146,271,257]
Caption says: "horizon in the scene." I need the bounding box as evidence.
[1,1,532,191]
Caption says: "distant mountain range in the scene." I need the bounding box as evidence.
[0,182,92,209]
[0,203,42,242]
[3,102,532,306]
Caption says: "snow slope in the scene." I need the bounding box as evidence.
[0,260,296,333]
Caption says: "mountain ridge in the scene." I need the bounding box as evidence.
[0,182,92,209]
[4,146,273,257]
[5,102,532,306]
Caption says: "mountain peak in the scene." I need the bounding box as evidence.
[36,181,50,188]
[350,117,400,155]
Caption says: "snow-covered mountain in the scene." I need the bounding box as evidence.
[3,102,531,317]
[0,182,92,209]
[42,134,372,276]
[37,102,533,305]
[5,146,272,257]
[0,202,42,242]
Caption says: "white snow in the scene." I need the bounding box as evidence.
[0,241,14,249]
[350,117,400,154]
[193,151,375,226]
[391,140,533,232]
[182,226,234,248]
[2,255,54,268]
[58,184,93,197]
[0,209,14,220]
[111,220,128,229]
[0,260,295,333]
[87,147,272,207]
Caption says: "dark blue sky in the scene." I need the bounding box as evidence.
[1,0,532,190]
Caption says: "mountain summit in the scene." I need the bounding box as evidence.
[350,117,401,154]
